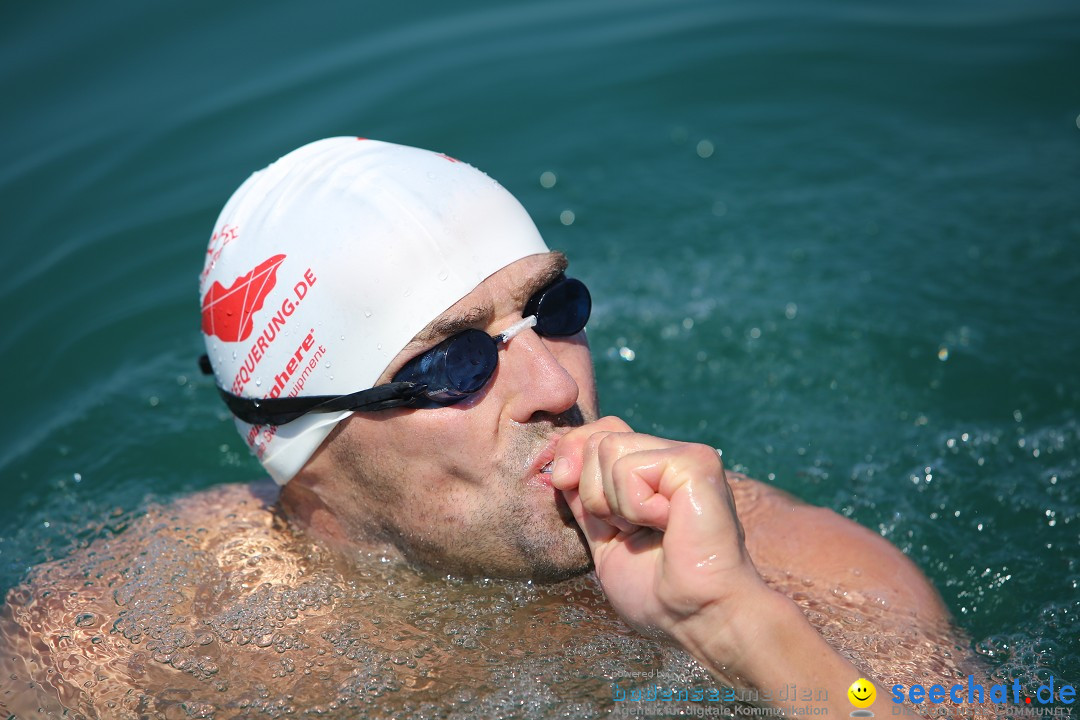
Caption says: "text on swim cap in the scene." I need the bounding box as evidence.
[268,331,316,399]
[245,328,328,456]
[231,268,318,394]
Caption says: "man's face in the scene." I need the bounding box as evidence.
[309,252,600,579]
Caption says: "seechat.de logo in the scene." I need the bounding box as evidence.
[891,676,1076,708]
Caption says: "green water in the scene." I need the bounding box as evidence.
[2,0,1078,699]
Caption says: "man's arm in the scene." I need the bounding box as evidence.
[552,417,957,717]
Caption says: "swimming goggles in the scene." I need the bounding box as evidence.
[202,274,591,425]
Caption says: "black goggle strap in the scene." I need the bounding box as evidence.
[215,381,430,426]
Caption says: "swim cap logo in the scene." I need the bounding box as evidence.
[201,254,287,342]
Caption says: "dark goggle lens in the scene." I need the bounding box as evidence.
[392,329,497,404]
[527,277,591,337]
[443,331,498,394]
[390,276,590,408]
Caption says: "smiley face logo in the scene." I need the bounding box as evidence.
[848,678,876,709]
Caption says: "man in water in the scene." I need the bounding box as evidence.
[1,138,987,719]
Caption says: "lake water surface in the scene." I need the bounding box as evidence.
[2,0,1078,714]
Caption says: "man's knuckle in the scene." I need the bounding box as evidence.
[683,443,722,467]
[585,432,608,455]
[597,433,621,455]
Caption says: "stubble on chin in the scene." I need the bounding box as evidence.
[326,403,598,580]
[485,403,594,580]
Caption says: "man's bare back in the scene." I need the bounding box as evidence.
[1,476,977,719]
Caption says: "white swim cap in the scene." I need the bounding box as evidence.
[199,138,549,485]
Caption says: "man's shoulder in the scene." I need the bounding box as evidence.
[728,472,949,623]
[6,480,285,602]
[0,480,328,716]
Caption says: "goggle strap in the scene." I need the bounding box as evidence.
[494,314,537,344]
[217,381,429,426]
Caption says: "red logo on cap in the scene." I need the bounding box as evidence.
[201,254,287,342]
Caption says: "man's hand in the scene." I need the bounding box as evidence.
[552,417,878,717]
[551,417,773,660]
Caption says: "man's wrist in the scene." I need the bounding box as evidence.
[669,584,797,686]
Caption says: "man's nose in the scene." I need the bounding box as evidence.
[500,329,580,422]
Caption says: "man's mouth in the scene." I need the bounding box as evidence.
[528,433,567,485]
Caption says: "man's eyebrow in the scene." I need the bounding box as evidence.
[510,253,569,307]
[410,252,570,347]
[412,306,493,346]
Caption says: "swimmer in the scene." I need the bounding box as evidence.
[0,139,998,719]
